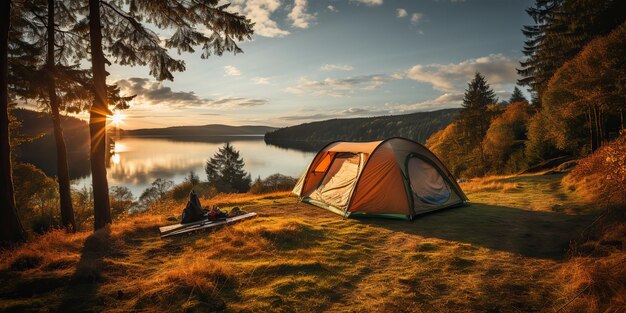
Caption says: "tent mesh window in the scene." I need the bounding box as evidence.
[407,156,451,205]
[311,153,361,208]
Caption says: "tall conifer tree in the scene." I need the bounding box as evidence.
[84,0,253,229]
[459,72,498,174]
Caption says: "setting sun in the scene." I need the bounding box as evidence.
[108,111,125,127]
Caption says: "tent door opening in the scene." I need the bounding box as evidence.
[407,156,451,207]
[310,153,362,209]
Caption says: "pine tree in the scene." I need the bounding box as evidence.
[8,0,133,231]
[459,72,498,175]
[509,86,527,104]
[1,0,26,244]
[205,143,251,193]
[518,0,626,97]
[84,0,253,229]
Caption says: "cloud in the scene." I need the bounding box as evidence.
[277,93,465,124]
[286,74,392,97]
[288,0,316,29]
[116,77,267,109]
[252,77,271,85]
[351,0,383,5]
[327,5,338,12]
[403,54,519,92]
[230,0,289,38]
[320,64,354,71]
[393,93,465,112]
[224,65,241,77]
[397,8,407,18]
[210,97,267,107]
[410,12,424,24]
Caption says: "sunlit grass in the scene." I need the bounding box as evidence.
[0,175,612,312]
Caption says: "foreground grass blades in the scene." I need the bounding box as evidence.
[0,175,612,312]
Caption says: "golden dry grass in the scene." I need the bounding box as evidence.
[459,175,519,193]
[0,175,611,312]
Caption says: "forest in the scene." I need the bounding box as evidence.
[265,108,459,151]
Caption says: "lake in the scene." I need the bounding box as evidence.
[71,136,317,197]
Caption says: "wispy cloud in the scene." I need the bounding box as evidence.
[224,65,241,77]
[320,64,354,71]
[403,54,519,92]
[116,77,267,109]
[252,77,271,85]
[287,74,392,97]
[410,13,424,25]
[397,8,407,18]
[288,0,316,29]
[351,0,383,6]
[229,0,289,38]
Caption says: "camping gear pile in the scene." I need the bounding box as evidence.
[292,137,467,220]
[159,191,256,238]
[181,191,247,223]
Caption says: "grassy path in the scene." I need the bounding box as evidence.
[0,173,597,312]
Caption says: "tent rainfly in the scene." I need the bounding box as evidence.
[292,137,468,220]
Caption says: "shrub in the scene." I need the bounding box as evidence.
[110,186,135,216]
[170,181,218,201]
[12,163,61,233]
[249,177,264,194]
[249,174,297,194]
[139,178,174,206]
[563,133,626,206]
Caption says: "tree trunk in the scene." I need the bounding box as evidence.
[0,0,26,244]
[47,0,76,231]
[88,0,111,230]
[587,108,594,153]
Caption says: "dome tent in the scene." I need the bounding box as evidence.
[292,137,468,220]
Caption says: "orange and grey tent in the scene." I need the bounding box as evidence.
[292,137,467,220]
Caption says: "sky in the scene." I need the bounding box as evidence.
[106,0,534,129]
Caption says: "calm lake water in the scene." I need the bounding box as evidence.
[72,136,316,197]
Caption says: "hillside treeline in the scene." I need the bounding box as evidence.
[12,109,90,178]
[265,108,459,150]
[428,1,625,179]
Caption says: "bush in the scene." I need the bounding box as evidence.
[170,181,195,201]
[563,132,626,206]
[12,163,60,233]
[110,186,135,216]
[249,174,297,194]
[170,181,218,201]
[139,178,174,206]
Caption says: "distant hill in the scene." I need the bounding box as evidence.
[11,108,91,178]
[265,108,460,151]
[124,125,276,137]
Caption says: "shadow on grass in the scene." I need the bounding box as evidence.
[364,203,594,260]
[57,228,113,312]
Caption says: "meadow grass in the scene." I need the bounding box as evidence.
[0,174,614,312]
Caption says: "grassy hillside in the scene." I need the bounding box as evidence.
[125,125,276,137]
[265,109,459,151]
[0,173,608,312]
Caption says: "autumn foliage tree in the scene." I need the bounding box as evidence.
[527,22,626,159]
[483,102,533,173]
[518,0,626,96]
